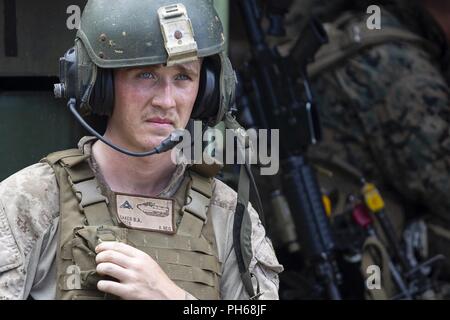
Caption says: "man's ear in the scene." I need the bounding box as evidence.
[89,68,115,116]
[191,57,220,122]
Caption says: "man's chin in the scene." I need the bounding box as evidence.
[142,136,170,151]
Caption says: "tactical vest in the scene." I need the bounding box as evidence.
[42,148,223,300]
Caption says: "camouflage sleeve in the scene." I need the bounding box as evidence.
[210,179,283,300]
[247,203,284,299]
[0,163,59,299]
[339,42,450,221]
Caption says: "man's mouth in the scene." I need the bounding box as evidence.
[145,117,174,126]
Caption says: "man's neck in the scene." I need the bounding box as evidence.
[91,136,177,197]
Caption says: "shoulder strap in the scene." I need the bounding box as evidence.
[308,18,437,78]
[233,163,260,299]
[42,149,113,226]
[189,153,223,178]
[222,113,263,299]
[44,148,88,166]
[178,170,212,238]
[42,148,114,299]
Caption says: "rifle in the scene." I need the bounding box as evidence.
[236,0,342,299]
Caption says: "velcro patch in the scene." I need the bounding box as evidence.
[116,193,175,234]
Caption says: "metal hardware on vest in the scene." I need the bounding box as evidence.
[72,179,109,208]
[184,187,209,222]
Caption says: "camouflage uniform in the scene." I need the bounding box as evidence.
[0,137,283,300]
[305,4,450,275]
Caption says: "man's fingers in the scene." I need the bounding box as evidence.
[97,280,131,298]
[95,241,142,257]
[96,262,130,282]
[96,250,132,269]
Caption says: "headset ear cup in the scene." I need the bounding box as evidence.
[89,68,115,116]
[192,58,220,122]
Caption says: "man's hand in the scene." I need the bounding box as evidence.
[95,241,186,300]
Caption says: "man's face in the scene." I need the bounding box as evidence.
[108,60,201,151]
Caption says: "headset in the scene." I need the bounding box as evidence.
[87,56,221,121]
[55,44,223,157]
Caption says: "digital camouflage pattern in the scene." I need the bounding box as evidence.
[308,7,450,225]
[301,3,450,280]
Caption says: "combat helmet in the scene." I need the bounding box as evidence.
[54,0,236,126]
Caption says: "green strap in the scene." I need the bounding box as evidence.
[44,148,114,227]
[183,188,209,222]
[177,211,204,238]
[178,172,212,237]
[43,149,87,166]
[234,152,256,298]
[224,113,260,299]
[83,203,114,227]
[190,171,213,198]
[189,153,223,178]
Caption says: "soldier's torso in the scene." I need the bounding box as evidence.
[43,147,222,300]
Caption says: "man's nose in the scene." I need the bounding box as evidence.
[151,82,176,110]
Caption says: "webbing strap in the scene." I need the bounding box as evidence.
[178,171,213,237]
[160,263,217,287]
[177,211,204,238]
[69,177,113,226]
[43,149,87,166]
[223,113,260,299]
[183,189,209,222]
[45,148,114,227]
[233,136,258,298]
[145,247,222,274]
[308,21,436,78]
[83,203,114,227]
[127,230,215,255]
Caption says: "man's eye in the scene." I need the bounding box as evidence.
[175,74,191,81]
[139,72,155,79]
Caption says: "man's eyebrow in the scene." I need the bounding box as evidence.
[132,63,200,76]
[173,63,200,76]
